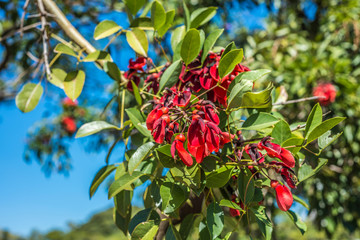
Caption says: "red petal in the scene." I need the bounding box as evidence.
[279,148,295,168]
[152,119,166,144]
[275,185,293,211]
[146,106,162,130]
[176,140,193,166]
[203,105,220,125]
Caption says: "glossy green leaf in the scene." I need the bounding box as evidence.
[242,112,280,130]
[76,121,120,138]
[235,69,271,82]
[130,17,153,30]
[251,206,272,240]
[124,0,146,15]
[104,62,122,82]
[238,169,255,205]
[281,137,304,153]
[15,83,43,113]
[183,2,190,31]
[190,7,217,28]
[222,41,236,57]
[129,208,160,234]
[179,214,197,240]
[286,210,307,235]
[160,182,187,214]
[218,49,243,79]
[155,144,176,168]
[298,158,328,183]
[114,190,133,217]
[63,70,85,101]
[199,220,211,240]
[54,43,77,57]
[82,50,111,62]
[151,1,166,30]
[240,83,273,109]
[171,26,186,53]
[158,10,175,37]
[128,142,155,175]
[126,28,148,56]
[293,194,309,210]
[226,79,253,110]
[48,68,66,89]
[108,171,144,199]
[205,166,234,188]
[131,80,142,105]
[271,120,292,145]
[166,224,182,240]
[199,29,205,50]
[125,108,152,138]
[207,202,224,239]
[318,131,342,150]
[113,207,131,236]
[201,29,224,64]
[94,20,121,40]
[306,117,345,145]
[89,165,116,198]
[131,221,159,240]
[219,199,243,211]
[158,60,182,93]
[304,103,322,138]
[181,28,201,65]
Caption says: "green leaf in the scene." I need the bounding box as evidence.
[306,117,345,145]
[158,60,182,93]
[125,108,152,138]
[76,121,120,138]
[108,171,144,199]
[94,20,121,40]
[48,68,66,89]
[179,214,197,240]
[240,83,273,109]
[128,142,156,175]
[160,182,187,214]
[155,144,176,168]
[158,10,175,37]
[304,103,322,138]
[318,131,342,150]
[131,80,142,105]
[298,158,328,183]
[190,7,217,29]
[15,83,43,113]
[131,221,159,240]
[126,28,148,56]
[181,28,201,65]
[166,224,182,240]
[89,165,116,198]
[226,80,253,110]
[205,166,234,188]
[206,202,224,240]
[293,194,309,210]
[219,199,243,210]
[124,0,146,15]
[199,220,211,240]
[199,29,205,50]
[281,137,304,154]
[242,112,280,130]
[201,29,224,64]
[238,169,255,205]
[63,70,85,101]
[104,62,122,82]
[171,26,186,53]
[271,120,292,145]
[222,42,236,57]
[235,69,271,82]
[218,49,243,79]
[54,43,77,57]
[286,210,307,235]
[114,190,133,217]
[151,1,166,30]
[113,207,131,236]
[130,17,153,30]
[129,208,160,234]
[82,50,111,62]
[183,2,190,31]
[251,206,272,240]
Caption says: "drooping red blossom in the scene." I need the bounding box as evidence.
[128,57,147,71]
[219,131,233,147]
[187,115,206,147]
[205,121,221,153]
[173,89,191,107]
[171,134,193,166]
[187,144,208,164]
[245,144,265,163]
[62,97,78,106]
[124,70,141,91]
[313,83,336,106]
[146,106,163,131]
[145,72,161,94]
[280,168,297,189]
[278,148,295,168]
[258,138,295,168]
[151,115,169,144]
[202,104,220,125]
[165,122,179,142]
[61,116,77,134]
[273,182,293,211]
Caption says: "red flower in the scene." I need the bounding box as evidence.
[187,115,206,147]
[280,168,297,189]
[202,104,219,125]
[273,183,293,211]
[124,70,141,91]
[258,139,295,168]
[146,106,163,131]
[128,57,146,71]
[171,134,193,166]
[205,121,221,153]
[229,208,241,217]
[61,117,77,134]
[245,144,265,163]
[313,83,336,106]
[173,89,191,107]
[165,122,179,142]
[145,72,161,94]
[151,115,169,144]
[62,97,78,106]
[219,131,233,147]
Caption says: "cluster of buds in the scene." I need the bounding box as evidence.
[61,98,78,134]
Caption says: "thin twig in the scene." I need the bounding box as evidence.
[273,96,326,106]
[0,22,42,41]
[37,0,51,77]
[20,0,30,38]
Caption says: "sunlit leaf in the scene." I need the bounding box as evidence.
[54,43,77,57]
[126,28,148,56]
[128,142,155,175]
[218,49,243,79]
[63,70,85,101]
[94,20,121,40]
[89,165,116,198]
[76,121,120,138]
[181,28,201,65]
[15,83,43,113]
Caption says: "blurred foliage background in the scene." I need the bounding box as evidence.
[1,0,360,239]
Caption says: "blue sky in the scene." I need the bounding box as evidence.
[0,1,278,237]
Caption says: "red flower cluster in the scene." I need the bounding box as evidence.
[124,57,148,91]
[62,97,78,107]
[61,116,77,134]
[271,180,293,211]
[312,82,336,106]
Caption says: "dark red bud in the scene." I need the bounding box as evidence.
[175,134,186,142]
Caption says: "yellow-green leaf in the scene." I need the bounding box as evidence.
[126,28,148,56]
[63,70,85,101]
[15,83,43,113]
[94,20,121,40]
